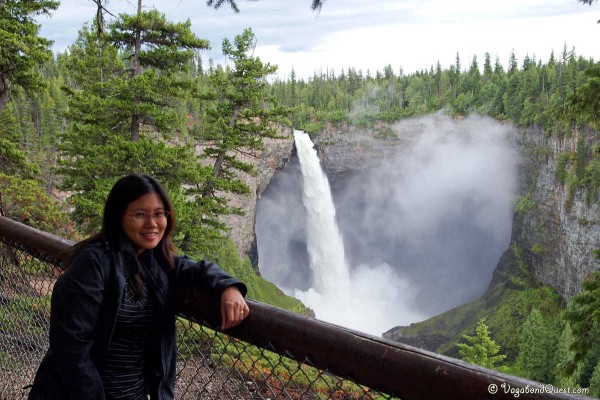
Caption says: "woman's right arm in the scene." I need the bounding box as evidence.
[49,245,108,400]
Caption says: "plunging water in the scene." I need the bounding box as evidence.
[257,116,516,336]
[293,131,351,294]
[292,130,422,335]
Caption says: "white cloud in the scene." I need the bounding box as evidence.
[38,0,600,78]
[255,6,600,79]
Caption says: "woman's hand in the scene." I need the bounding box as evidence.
[220,286,250,330]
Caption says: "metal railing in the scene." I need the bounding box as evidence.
[0,216,590,400]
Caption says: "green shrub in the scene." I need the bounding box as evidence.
[531,244,545,256]
[555,152,571,186]
[515,195,536,214]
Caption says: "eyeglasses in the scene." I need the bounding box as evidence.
[127,211,171,222]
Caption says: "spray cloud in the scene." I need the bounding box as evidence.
[256,114,517,336]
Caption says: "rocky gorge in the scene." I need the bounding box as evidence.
[226,115,598,349]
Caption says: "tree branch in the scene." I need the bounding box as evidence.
[89,0,117,35]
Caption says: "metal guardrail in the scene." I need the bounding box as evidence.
[0,215,591,399]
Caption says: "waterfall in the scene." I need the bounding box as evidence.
[293,130,351,294]
[259,118,516,336]
[292,130,422,335]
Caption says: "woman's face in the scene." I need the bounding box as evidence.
[122,193,168,254]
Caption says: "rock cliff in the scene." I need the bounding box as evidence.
[232,118,598,306]
[511,126,599,300]
[220,127,295,267]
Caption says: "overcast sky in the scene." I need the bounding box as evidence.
[39,0,600,79]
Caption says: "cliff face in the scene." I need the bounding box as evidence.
[314,122,418,175]
[512,126,599,301]
[234,119,597,304]
[220,127,295,266]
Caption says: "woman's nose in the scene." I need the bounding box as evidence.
[144,216,158,227]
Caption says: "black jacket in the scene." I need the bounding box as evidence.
[27,240,246,400]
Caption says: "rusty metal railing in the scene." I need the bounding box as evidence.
[0,216,590,399]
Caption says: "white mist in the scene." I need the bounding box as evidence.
[292,130,423,336]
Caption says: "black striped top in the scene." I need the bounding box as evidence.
[102,278,161,400]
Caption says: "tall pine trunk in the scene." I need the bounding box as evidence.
[130,0,142,142]
[0,75,10,114]
[202,105,241,198]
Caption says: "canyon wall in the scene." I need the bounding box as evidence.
[510,125,599,300]
[232,119,598,301]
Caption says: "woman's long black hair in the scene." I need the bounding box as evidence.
[70,174,177,296]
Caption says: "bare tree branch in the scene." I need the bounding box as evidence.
[205,0,324,13]
[89,0,117,35]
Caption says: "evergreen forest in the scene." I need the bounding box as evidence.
[1,0,600,395]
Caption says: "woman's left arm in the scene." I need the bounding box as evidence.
[174,255,249,329]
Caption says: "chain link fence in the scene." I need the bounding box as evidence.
[2,217,587,400]
[0,235,394,400]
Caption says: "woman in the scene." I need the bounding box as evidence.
[28,174,249,400]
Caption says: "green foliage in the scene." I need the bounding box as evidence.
[457,318,507,369]
[195,28,290,229]
[553,322,579,387]
[579,343,600,388]
[267,48,598,149]
[515,195,536,214]
[108,10,209,72]
[563,271,600,374]
[530,243,544,256]
[568,66,600,129]
[575,136,588,180]
[0,137,38,178]
[565,172,579,208]
[485,287,563,360]
[373,126,397,140]
[0,294,50,336]
[176,320,369,399]
[509,243,533,289]
[516,308,557,382]
[191,235,307,311]
[556,152,571,185]
[0,173,75,237]
[59,20,212,240]
[581,144,600,204]
[400,244,563,364]
[590,360,600,398]
[0,0,59,112]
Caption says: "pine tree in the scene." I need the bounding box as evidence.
[579,343,600,388]
[564,271,600,374]
[517,308,555,382]
[568,66,600,129]
[0,173,72,237]
[59,18,210,236]
[553,322,578,387]
[194,28,289,232]
[483,53,493,82]
[589,360,600,398]
[0,0,59,113]
[0,103,38,178]
[457,318,507,370]
[0,89,70,238]
[107,6,209,140]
